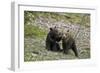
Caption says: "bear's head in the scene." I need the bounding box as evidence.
[49,26,63,42]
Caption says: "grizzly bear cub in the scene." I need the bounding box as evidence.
[46,27,62,52]
[62,30,78,57]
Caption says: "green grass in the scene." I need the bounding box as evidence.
[24,25,47,38]
[24,36,90,61]
[24,11,90,26]
[24,38,90,62]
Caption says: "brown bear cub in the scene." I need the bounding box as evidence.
[46,27,62,52]
[62,30,78,57]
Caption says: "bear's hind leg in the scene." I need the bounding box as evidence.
[72,42,78,57]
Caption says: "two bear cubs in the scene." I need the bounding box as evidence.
[46,26,78,57]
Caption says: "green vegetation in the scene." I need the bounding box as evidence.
[64,13,90,26]
[24,38,90,61]
[24,11,90,26]
[24,25,47,38]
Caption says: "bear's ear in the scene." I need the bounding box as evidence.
[50,28,53,31]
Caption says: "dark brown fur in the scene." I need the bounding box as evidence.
[62,31,78,57]
[46,27,61,51]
